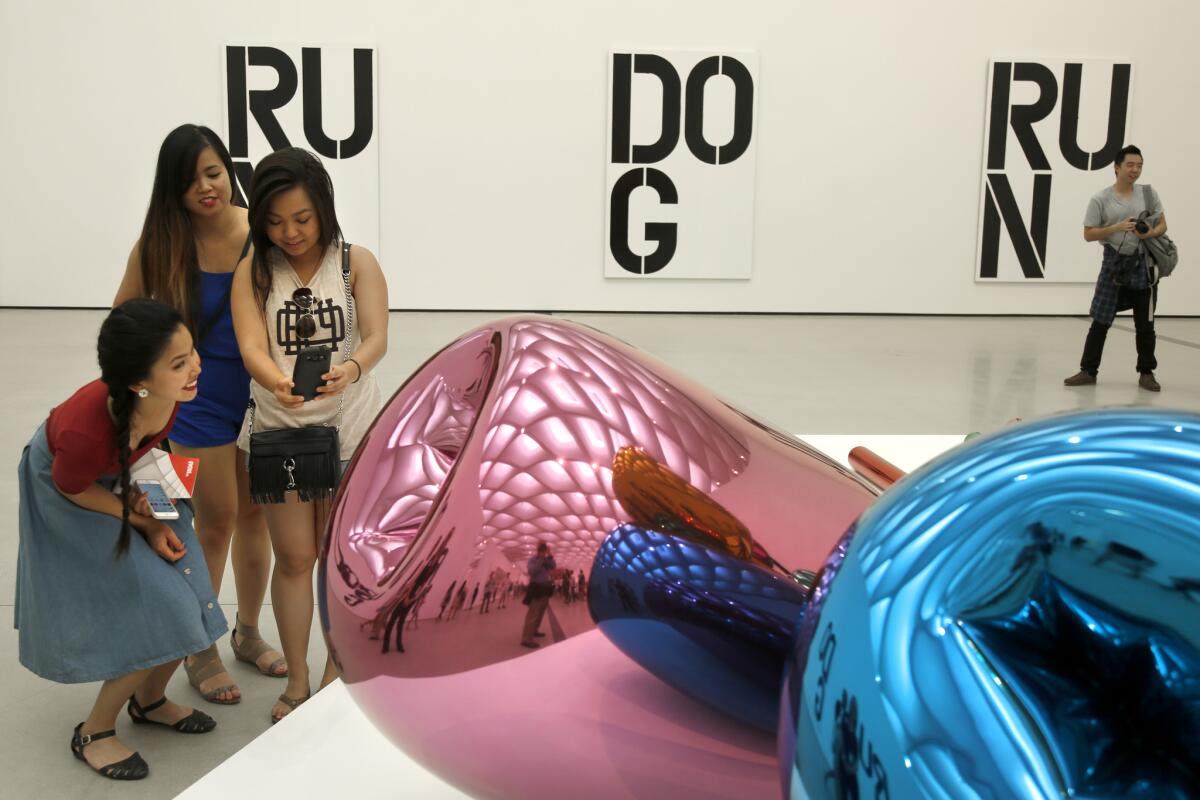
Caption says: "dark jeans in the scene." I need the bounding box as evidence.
[1080,286,1157,375]
[521,594,550,643]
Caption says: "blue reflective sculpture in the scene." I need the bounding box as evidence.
[590,523,809,731]
[783,409,1200,800]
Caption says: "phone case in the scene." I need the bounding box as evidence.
[292,346,333,401]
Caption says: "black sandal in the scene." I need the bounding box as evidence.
[70,722,148,780]
[127,694,217,733]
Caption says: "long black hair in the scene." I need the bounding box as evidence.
[247,147,342,311]
[138,124,244,332]
[97,299,185,556]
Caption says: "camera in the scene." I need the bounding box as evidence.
[1135,219,1150,235]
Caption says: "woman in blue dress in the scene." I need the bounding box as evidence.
[114,125,286,704]
[15,299,227,779]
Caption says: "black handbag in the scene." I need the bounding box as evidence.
[247,242,353,504]
[246,423,340,503]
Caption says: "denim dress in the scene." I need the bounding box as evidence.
[14,424,228,683]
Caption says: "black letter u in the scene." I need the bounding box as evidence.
[302,48,374,159]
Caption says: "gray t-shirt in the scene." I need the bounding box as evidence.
[1083,184,1164,255]
[527,555,556,586]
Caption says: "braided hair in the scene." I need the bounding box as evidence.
[97,299,184,556]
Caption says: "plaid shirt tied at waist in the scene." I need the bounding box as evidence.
[1088,245,1156,326]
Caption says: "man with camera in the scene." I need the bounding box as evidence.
[520,542,559,648]
[1064,145,1168,391]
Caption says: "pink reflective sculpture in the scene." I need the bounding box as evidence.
[320,316,877,799]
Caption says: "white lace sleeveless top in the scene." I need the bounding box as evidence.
[238,240,381,459]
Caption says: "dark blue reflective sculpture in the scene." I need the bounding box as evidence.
[590,523,809,731]
[783,409,1200,800]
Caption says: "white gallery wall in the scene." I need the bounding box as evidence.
[1,0,1196,314]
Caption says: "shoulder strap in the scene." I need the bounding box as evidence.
[1142,184,1155,215]
[334,241,354,430]
[340,242,353,339]
[340,242,353,345]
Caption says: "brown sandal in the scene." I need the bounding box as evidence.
[231,616,288,677]
[270,691,310,724]
[184,643,241,705]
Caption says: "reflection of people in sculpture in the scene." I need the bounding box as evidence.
[577,570,587,600]
[446,583,468,621]
[611,578,641,614]
[521,543,559,648]
[496,573,510,609]
[470,582,480,609]
[376,535,449,654]
[406,592,427,631]
[480,573,496,613]
[436,580,457,621]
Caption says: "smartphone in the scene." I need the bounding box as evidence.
[292,346,333,401]
[136,479,179,520]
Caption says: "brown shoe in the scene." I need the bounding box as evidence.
[1063,371,1097,387]
[231,616,288,677]
[1139,372,1161,392]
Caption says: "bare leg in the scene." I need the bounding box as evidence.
[128,659,207,725]
[171,440,241,703]
[263,494,326,721]
[314,497,339,690]
[231,449,272,630]
[78,668,151,770]
[230,449,286,675]
[320,655,339,689]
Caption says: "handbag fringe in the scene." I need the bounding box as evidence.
[248,452,340,505]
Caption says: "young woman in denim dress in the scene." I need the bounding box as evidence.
[113,125,286,705]
[15,300,227,780]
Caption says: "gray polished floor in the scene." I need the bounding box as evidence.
[2,309,1197,798]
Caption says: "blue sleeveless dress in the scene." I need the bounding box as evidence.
[170,267,252,448]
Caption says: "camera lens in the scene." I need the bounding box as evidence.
[1135,220,1150,235]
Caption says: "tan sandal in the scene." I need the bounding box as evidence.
[184,644,241,705]
[231,616,288,677]
[270,691,310,724]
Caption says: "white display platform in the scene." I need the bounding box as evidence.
[175,678,470,799]
[177,435,963,800]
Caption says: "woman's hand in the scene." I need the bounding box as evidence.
[129,486,178,518]
[128,486,153,517]
[273,375,305,409]
[142,519,187,562]
[315,363,355,400]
